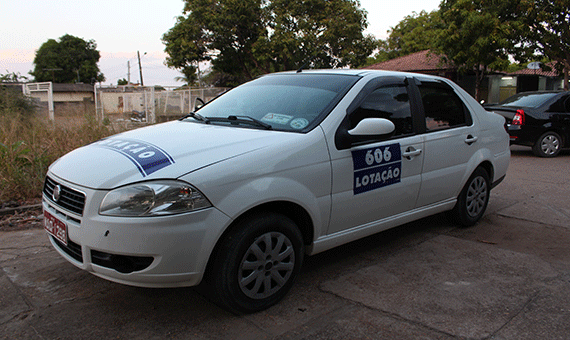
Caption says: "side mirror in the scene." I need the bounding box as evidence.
[194,98,205,111]
[335,118,396,150]
[348,118,395,138]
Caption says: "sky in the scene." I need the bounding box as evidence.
[0,0,442,87]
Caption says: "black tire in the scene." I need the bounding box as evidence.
[207,212,304,314]
[450,167,490,227]
[532,131,562,158]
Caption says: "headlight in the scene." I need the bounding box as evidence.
[100,180,212,216]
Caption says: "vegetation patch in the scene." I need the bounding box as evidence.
[0,85,121,203]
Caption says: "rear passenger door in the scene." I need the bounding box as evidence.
[414,80,480,208]
[547,93,570,133]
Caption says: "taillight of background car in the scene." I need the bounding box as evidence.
[512,109,525,125]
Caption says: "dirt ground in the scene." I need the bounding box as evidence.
[1,146,569,339]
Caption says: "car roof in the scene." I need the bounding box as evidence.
[270,68,448,81]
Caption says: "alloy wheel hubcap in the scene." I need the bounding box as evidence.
[238,232,295,299]
[541,135,559,155]
[466,176,487,217]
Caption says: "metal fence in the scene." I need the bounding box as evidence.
[95,86,228,124]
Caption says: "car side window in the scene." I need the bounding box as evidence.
[418,82,471,131]
[548,95,570,113]
[349,85,413,137]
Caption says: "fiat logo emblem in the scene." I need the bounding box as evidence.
[53,185,62,202]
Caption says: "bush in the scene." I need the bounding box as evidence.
[0,85,36,123]
[0,87,121,203]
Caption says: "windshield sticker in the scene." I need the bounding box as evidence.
[352,143,401,195]
[261,113,293,125]
[290,118,309,129]
[93,138,175,177]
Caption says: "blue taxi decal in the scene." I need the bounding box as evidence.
[352,143,401,195]
[94,138,175,177]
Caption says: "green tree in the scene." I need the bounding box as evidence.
[117,78,128,85]
[434,0,525,100]
[264,0,376,70]
[162,0,376,86]
[30,34,105,84]
[180,66,199,86]
[517,0,570,90]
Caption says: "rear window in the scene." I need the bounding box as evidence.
[500,93,559,108]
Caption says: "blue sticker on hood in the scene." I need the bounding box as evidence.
[93,138,175,177]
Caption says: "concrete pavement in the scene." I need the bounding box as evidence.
[1,146,569,339]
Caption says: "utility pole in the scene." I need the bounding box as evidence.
[127,60,131,85]
[137,51,144,86]
[197,61,202,88]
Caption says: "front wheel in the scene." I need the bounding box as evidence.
[533,131,562,157]
[450,167,490,227]
[207,212,304,314]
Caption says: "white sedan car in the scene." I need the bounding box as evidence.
[43,69,510,313]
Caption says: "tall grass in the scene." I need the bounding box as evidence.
[0,86,122,203]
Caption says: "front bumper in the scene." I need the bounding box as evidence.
[43,176,231,288]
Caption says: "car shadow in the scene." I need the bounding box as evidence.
[301,213,455,278]
[510,145,570,158]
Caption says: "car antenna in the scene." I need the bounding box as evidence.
[296,61,309,73]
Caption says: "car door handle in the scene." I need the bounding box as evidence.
[465,135,478,145]
[403,147,422,160]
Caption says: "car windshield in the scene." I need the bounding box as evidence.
[499,92,559,108]
[186,73,359,132]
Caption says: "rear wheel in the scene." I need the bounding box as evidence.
[207,212,304,314]
[533,131,561,157]
[450,167,490,227]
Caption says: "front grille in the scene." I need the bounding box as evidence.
[44,176,86,215]
[52,237,83,263]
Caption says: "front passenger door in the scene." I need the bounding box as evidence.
[327,81,424,235]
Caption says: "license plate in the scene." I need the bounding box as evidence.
[44,210,67,246]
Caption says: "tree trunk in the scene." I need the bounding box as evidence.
[474,66,487,102]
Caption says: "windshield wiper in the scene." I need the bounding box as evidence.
[180,112,209,123]
[205,115,272,130]
[230,115,272,129]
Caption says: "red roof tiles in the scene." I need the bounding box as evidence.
[362,50,454,72]
[510,62,560,77]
